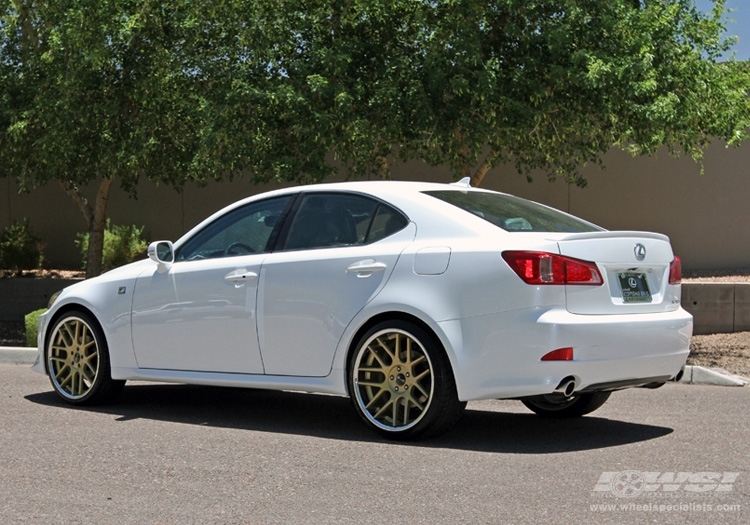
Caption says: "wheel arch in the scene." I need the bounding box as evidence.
[42,303,102,373]
[343,310,458,396]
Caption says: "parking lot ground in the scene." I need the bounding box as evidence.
[1,364,747,524]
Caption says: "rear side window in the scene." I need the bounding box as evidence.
[424,190,602,233]
[282,193,408,250]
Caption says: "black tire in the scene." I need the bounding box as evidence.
[46,310,125,405]
[348,320,466,440]
[521,391,611,418]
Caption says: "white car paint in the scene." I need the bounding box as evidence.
[33,180,692,413]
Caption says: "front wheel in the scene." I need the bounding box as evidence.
[521,391,611,418]
[46,310,125,405]
[348,320,465,440]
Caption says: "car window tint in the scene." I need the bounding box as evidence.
[366,205,409,243]
[424,190,603,233]
[176,196,291,261]
[283,193,404,250]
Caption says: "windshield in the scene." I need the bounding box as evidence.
[424,190,603,233]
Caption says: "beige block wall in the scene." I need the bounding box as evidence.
[2,141,749,270]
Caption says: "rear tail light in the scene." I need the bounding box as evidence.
[502,251,603,285]
[669,256,682,285]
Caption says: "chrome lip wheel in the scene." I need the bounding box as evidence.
[47,316,101,400]
[353,328,434,432]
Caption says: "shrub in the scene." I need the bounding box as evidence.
[25,308,46,347]
[76,220,149,272]
[0,219,45,274]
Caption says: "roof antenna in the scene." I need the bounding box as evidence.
[451,177,472,188]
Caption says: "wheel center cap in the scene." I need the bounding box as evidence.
[388,366,410,391]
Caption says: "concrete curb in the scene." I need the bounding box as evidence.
[1,346,748,387]
[0,347,37,365]
[677,365,750,387]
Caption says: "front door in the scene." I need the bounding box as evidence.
[131,195,292,373]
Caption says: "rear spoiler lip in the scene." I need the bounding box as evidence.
[545,230,670,243]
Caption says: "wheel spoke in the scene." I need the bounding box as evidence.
[47,316,101,400]
[354,327,434,432]
[373,347,393,366]
[372,396,396,420]
[407,391,426,411]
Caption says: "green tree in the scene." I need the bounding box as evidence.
[201,0,749,187]
[0,0,206,276]
[2,1,749,279]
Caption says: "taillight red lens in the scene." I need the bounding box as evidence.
[541,347,574,361]
[669,256,682,285]
[502,251,603,285]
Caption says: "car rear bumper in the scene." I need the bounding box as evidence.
[440,306,693,401]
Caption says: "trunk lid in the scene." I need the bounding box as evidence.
[552,231,681,315]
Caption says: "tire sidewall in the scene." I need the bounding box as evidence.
[46,310,112,405]
[348,319,460,440]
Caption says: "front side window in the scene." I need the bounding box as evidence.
[424,190,603,233]
[282,193,407,250]
[176,196,291,261]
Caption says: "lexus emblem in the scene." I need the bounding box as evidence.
[634,243,647,261]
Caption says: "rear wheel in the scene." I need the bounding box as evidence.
[46,310,124,405]
[521,391,611,418]
[348,320,465,440]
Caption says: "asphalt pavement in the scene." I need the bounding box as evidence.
[1,363,747,524]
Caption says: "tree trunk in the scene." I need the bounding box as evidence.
[375,155,390,180]
[469,149,497,188]
[57,177,114,278]
[86,178,113,277]
[470,159,491,187]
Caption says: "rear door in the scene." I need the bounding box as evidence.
[258,192,413,376]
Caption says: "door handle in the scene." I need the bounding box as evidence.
[224,269,258,286]
[346,259,387,278]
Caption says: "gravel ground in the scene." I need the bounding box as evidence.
[688,331,750,377]
[2,271,748,379]
[682,272,750,378]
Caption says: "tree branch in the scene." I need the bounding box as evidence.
[56,180,94,227]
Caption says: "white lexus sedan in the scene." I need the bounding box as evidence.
[33,179,692,439]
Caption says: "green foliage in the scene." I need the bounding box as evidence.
[0,219,44,273]
[1,0,749,197]
[185,0,750,186]
[75,220,148,272]
[25,308,46,347]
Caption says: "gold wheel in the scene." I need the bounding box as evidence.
[47,314,102,401]
[352,328,434,432]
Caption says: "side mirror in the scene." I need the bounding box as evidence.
[147,241,174,271]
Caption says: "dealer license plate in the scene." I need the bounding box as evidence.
[618,272,652,303]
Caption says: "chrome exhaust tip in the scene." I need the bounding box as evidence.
[553,377,576,397]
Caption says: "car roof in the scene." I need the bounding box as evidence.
[175,179,508,248]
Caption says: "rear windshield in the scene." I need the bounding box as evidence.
[424,190,603,233]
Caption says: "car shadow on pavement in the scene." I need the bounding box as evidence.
[25,383,672,454]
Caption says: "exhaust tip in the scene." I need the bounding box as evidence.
[554,376,577,397]
[673,368,685,383]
